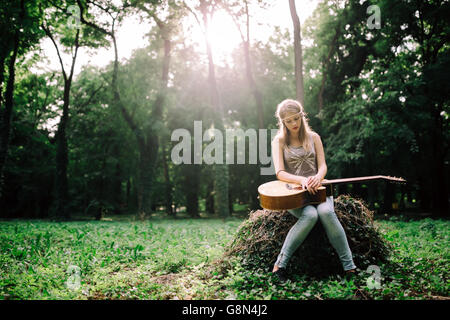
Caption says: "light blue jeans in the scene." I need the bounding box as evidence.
[275,196,356,271]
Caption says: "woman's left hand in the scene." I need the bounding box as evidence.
[306,175,321,195]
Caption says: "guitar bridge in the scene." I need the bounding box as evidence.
[286,183,303,191]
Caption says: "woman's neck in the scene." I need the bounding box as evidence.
[288,133,301,146]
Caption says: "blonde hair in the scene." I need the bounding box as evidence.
[275,99,314,152]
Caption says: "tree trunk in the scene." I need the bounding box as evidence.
[0,21,20,200]
[95,156,107,221]
[418,177,432,211]
[289,0,305,105]
[205,180,215,214]
[353,182,363,200]
[112,159,122,213]
[186,165,200,218]
[200,1,230,218]
[240,4,265,212]
[318,27,340,112]
[41,19,79,220]
[126,177,131,210]
[431,109,449,217]
[241,0,264,129]
[223,0,264,128]
[243,40,264,129]
[382,181,394,215]
[136,36,171,220]
[54,80,71,220]
[109,26,170,220]
[162,144,174,216]
[136,136,158,220]
[399,184,406,211]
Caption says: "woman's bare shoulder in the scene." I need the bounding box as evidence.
[272,134,285,145]
[310,131,321,141]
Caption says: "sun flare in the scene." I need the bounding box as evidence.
[187,10,242,62]
[207,11,242,58]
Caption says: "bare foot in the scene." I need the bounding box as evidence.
[272,265,279,273]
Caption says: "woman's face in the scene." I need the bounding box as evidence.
[283,111,302,134]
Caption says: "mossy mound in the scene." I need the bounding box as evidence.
[223,195,392,277]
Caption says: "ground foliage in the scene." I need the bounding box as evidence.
[0,214,448,300]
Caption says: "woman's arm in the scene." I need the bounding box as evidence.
[313,132,327,181]
[306,133,327,194]
[272,135,307,186]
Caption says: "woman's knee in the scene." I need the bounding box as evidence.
[317,206,335,218]
[317,205,339,224]
[317,198,336,220]
[301,206,319,223]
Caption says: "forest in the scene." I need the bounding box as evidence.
[0,0,448,220]
[0,0,449,302]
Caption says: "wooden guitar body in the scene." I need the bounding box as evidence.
[258,180,327,210]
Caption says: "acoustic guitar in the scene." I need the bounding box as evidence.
[258,175,406,210]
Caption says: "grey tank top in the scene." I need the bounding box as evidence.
[283,133,317,177]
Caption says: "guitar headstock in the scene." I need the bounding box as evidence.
[381,175,407,184]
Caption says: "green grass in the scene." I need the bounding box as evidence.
[0,216,448,300]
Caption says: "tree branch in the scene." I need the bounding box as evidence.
[76,0,113,37]
[183,1,206,35]
[68,29,80,82]
[219,0,246,43]
[78,83,105,109]
[41,22,68,81]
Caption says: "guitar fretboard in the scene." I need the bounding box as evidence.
[322,175,406,185]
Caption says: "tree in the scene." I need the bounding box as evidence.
[40,0,108,219]
[220,0,267,129]
[376,0,449,216]
[131,0,181,219]
[1,71,58,218]
[303,0,449,216]
[184,0,230,218]
[41,16,79,220]
[288,0,305,105]
[0,0,44,201]
[77,0,176,220]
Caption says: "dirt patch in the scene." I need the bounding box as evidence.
[150,273,181,285]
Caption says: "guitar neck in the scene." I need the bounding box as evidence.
[322,175,406,185]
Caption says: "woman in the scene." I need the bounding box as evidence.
[271,99,357,282]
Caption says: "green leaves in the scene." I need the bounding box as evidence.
[0,217,449,299]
